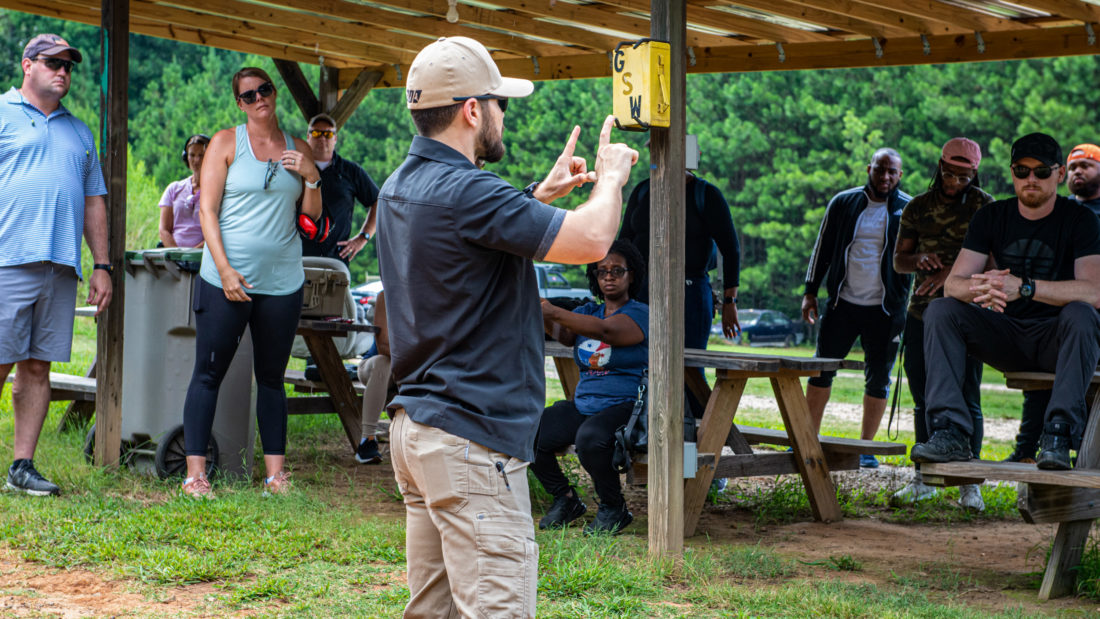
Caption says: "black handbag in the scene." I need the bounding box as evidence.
[612,370,698,474]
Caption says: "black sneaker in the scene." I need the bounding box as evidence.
[539,489,587,530]
[6,460,60,496]
[583,503,633,535]
[1037,425,1072,470]
[1003,443,1037,464]
[910,426,972,464]
[355,438,383,464]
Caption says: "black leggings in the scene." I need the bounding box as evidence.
[183,279,302,456]
[531,399,634,508]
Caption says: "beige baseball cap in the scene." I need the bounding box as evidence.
[406,36,533,110]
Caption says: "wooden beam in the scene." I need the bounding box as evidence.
[724,0,912,39]
[1011,0,1100,24]
[771,0,965,35]
[274,0,593,57]
[476,0,740,49]
[329,68,383,128]
[319,65,340,116]
[0,0,363,67]
[360,0,623,51]
[95,0,127,468]
[648,0,686,559]
[273,59,319,123]
[601,0,839,42]
[848,0,1038,33]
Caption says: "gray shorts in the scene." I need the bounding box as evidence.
[0,262,79,364]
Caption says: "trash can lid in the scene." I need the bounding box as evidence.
[124,248,174,265]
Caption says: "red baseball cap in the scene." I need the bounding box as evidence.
[941,137,981,170]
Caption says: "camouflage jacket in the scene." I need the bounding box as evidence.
[898,184,994,319]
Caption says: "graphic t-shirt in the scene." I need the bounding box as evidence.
[962,196,1100,319]
[572,299,649,415]
[840,199,887,305]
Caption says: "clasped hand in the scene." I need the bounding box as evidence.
[970,268,1021,312]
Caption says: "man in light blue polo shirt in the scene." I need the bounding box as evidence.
[0,34,110,496]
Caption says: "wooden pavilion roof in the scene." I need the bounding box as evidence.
[4,0,1099,89]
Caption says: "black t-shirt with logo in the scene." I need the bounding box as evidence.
[962,195,1100,319]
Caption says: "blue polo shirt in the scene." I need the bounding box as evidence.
[377,136,565,462]
[0,88,106,278]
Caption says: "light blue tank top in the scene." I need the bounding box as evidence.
[201,124,304,295]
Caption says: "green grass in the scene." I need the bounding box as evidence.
[0,324,1095,615]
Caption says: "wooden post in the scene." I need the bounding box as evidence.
[318,65,340,118]
[94,0,128,467]
[329,69,384,129]
[647,0,687,557]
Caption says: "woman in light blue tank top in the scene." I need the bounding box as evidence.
[180,67,323,499]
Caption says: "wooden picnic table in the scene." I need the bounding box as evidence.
[546,342,903,534]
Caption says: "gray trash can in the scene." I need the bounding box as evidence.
[114,248,257,478]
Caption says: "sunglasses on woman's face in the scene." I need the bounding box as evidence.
[1011,164,1057,180]
[237,82,274,105]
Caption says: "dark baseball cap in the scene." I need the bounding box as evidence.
[23,34,82,63]
[1010,132,1061,167]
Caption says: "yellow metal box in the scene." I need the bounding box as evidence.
[612,39,671,130]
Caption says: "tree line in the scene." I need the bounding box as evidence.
[3,11,1099,318]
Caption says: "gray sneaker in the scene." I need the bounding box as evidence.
[6,460,60,496]
[891,474,939,506]
[958,484,985,512]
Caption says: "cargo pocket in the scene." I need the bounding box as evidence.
[475,516,537,619]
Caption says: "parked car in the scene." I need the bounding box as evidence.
[535,263,591,303]
[711,309,805,347]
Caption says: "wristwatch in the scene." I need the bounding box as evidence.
[304,177,321,189]
[93,263,113,274]
[1019,276,1035,300]
[524,182,540,197]
[358,232,371,242]
[722,296,736,305]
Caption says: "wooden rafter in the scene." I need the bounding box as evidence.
[724,0,911,39]
[251,0,584,57]
[847,0,1037,33]
[1010,0,1100,24]
[598,0,842,42]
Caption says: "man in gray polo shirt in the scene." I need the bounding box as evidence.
[0,34,110,496]
[377,36,638,617]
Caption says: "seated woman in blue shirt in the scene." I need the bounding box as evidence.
[533,239,648,535]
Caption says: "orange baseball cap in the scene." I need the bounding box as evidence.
[1067,144,1100,165]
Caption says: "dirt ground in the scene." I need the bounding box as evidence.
[4,434,1100,617]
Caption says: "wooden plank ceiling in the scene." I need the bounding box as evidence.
[5,0,1100,88]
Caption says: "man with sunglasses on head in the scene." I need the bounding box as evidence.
[911,133,1100,471]
[891,138,993,510]
[0,34,109,496]
[302,113,379,263]
[802,148,912,469]
[377,36,638,617]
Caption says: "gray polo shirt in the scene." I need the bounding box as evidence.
[377,136,565,461]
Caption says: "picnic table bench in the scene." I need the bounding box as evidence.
[546,342,904,534]
[921,369,1100,600]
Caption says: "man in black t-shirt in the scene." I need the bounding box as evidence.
[911,133,1100,470]
[302,114,379,263]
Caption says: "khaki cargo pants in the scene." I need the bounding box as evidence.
[390,408,538,618]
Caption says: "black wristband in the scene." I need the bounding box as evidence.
[93,263,113,274]
[722,296,736,305]
[524,182,539,197]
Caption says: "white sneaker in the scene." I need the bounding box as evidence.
[891,475,939,505]
[958,484,985,512]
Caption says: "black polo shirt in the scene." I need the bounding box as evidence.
[377,136,565,461]
[302,153,379,261]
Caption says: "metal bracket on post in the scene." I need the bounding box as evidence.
[872,38,883,58]
[776,42,785,63]
[1087,23,1096,46]
[975,32,985,54]
[686,46,696,67]
[921,34,930,55]
[531,56,540,75]
[394,64,403,81]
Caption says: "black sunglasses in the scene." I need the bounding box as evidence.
[454,95,508,113]
[35,56,74,73]
[1011,164,1057,180]
[596,267,631,279]
[238,82,275,105]
[264,159,279,190]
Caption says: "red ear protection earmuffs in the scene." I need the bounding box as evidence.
[297,213,332,242]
